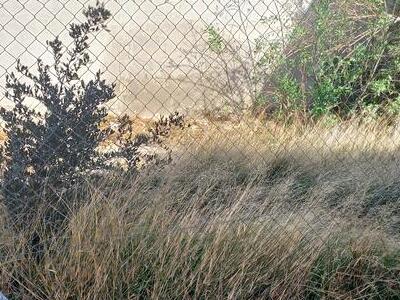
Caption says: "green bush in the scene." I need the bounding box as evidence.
[274,0,400,120]
[205,0,400,121]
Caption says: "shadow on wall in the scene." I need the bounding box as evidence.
[101,0,315,117]
[111,75,222,118]
[0,0,314,117]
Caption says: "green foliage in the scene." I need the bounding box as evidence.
[386,96,400,116]
[201,0,400,122]
[206,26,224,54]
[261,0,400,121]
[311,0,400,119]
[310,45,372,117]
[274,74,305,119]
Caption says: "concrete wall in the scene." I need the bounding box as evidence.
[0,0,313,117]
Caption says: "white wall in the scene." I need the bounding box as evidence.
[0,0,313,117]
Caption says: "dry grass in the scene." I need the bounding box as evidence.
[0,118,400,299]
[0,129,6,144]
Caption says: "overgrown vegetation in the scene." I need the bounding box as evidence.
[205,0,400,122]
[1,0,400,298]
[271,0,400,121]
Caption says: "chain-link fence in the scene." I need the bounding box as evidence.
[1,1,400,298]
[0,0,312,115]
[0,0,317,203]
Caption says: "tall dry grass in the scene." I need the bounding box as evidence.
[0,118,400,299]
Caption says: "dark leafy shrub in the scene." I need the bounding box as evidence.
[0,2,187,228]
[0,2,114,222]
[105,112,186,171]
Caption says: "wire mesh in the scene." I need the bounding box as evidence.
[0,3,399,294]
